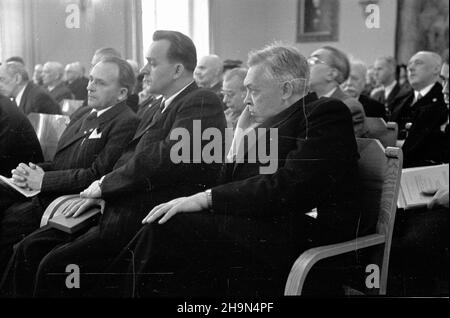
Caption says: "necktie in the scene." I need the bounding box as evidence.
[80,111,97,133]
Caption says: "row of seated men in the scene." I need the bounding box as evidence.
[0,30,448,297]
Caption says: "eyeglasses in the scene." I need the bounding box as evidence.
[307,56,328,66]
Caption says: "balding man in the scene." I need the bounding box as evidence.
[91,47,122,67]
[65,62,89,100]
[396,51,448,167]
[0,62,60,115]
[194,54,223,99]
[42,62,74,105]
[104,43,361,297]
[222,67,247,129]
[308,46,368,137]
[343,60,386,119]
[371,56,409,119]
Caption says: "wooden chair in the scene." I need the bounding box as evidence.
[27,113,70,161]
[61,99,84,117]
[365,117,398,148]
[284,138,403,295]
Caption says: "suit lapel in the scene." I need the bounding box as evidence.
[387,83,400,105]
[19,83,32,113]
[132,82,198,141]
[56,101,126,152]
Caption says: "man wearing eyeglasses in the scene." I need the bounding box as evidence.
[98,44,362,297]
[308,46,368,137]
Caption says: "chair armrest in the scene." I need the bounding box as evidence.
[284,233,385,295]
[386,122,397,130]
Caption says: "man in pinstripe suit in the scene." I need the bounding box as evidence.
[0,57,139,277]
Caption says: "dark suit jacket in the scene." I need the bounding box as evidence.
[67,77,89,101]
[18,82,61,115]
[399,83,448,168]
[38,101,139,196]
[392,82,446,140]
[371,82,411,120]
[330,87,368,137]
[100,93,362,297]
[359,94,386,120]
[0,95,43,177]
[98,82,227,243]
[212,93,361,242]
[48,82,74,105]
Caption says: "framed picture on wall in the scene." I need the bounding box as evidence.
[297,0,339,42]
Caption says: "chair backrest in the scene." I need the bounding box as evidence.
[61,99,84,117]
[27,113,70,161]
[365,117,398,148]
[356,138,402,293]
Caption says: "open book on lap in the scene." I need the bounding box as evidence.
[397,164,449,210]
[0,175,40,197]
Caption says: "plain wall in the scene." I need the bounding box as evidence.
[211,0,398,66]
[1,0,140,76]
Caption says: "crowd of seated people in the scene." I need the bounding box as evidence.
[0,29,448,297]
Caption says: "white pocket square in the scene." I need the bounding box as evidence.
[88,129,102,139]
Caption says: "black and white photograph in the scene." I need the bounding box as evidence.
[0,0,448,308]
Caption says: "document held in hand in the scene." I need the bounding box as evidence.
[397,164,449,210]
[0,175,40,197]
[40,194,104,234]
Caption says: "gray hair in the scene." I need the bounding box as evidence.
[350,59,368,77]
[247,43,309,95]
[321,46,350,84]
[223,67,247,86]
[375,56,397,73]
[44,61,65,80]
[5,61,29,82]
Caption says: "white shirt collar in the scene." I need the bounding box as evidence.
[383,80,397,99]
[161,81,194,113]
[91,105,114,117]
[15,83,28,107]
[414,83,435,100]
[322,87,337,98]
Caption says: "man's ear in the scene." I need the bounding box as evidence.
[13,73,22,85]
[173,63,185,79]
[281,81,294,100]
[118,87,129,101]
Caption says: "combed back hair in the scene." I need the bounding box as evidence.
[375,56,397,72]
[99,57,136,96]
[94,47,122,59]
[223,67,248,87]
[44,61,65,79]
[6,56,25,65]
[153,30,197,73]
[247,43,309,95]
[5,61,29,82]
[321,46,350,84]
[350,59,368,76]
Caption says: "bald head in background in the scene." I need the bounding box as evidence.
[64,62,85,84]
[194,54,223,89]
[407,51,442,91]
